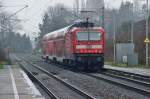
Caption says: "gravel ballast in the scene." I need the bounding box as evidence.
[22,54,150,99]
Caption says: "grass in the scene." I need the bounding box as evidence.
[105,62,149,68]
[0,61,10,69]
[0,62,4,69]
[105,62,128,67]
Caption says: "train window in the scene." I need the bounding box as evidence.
[89,32,101,40]
[76,32,101,41]
[76,32,88,41]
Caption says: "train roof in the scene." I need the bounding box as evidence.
[42,26,71,41]
[42,21,104,41]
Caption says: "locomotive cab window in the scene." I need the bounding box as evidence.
[76,32,101,41]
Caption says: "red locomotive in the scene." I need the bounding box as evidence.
[42,21,104,71]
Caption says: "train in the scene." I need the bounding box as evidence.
[42,20,105,71]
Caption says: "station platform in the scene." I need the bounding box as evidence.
[105,65,150,76]
[0,65,45,99]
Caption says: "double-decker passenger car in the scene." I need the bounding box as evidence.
[42,21,104,71]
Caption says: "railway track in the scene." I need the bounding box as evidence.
[19,55,150,97]
[104,68,150,83]
[85,70,150,97]
[19,57,95,99]
[19,62,58,99]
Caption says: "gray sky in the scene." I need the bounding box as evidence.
[2,0,130,38]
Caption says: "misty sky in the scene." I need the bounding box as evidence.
[2,0,133,39]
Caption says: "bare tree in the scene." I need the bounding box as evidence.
[0,1,24,61]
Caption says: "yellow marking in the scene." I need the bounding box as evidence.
[144,38,150,43]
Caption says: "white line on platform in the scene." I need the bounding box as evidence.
[20,69,43,96]
[8,65,19,99]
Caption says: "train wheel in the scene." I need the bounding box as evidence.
[68,60,73,67]
[45,56,49,62]
[87,65,101,72]
[76,64,86,71]
[53,57,57,63]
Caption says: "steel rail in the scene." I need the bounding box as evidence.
[103,72,150,87]
[104,68,150,82]
[85,73,150,97]
[22,57,96,99]
[22,55,150,97]
[19,62,59,99]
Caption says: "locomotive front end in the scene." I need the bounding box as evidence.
[73,28,104,70]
